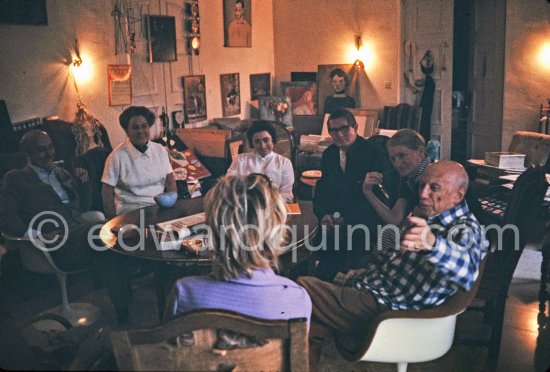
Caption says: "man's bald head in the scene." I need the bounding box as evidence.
[416,160,469,217]
[20,130,55,170]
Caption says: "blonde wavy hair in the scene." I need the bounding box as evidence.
[205,174,288,280]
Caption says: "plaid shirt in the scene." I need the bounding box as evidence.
[354,200,487,310]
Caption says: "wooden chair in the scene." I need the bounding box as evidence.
[111,309,309,371]
[379,103,422,133]
[241,120,297,168]
[465,166,548,365]
[334,257,487,372]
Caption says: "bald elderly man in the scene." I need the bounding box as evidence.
[298,160,487,370]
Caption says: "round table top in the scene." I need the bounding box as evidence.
[99,198,318,266]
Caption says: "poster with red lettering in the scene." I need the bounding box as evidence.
[107,64,132,106]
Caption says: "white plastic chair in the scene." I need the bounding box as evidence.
[1,232,100,327]
[335,257,486,372]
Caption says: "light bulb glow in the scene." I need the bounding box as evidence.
[70,52,93,83]
[539,43,550,69]
[347,42,374,70]
[191,36,200,49]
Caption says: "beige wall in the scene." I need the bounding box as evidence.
[272,0,400,110]
[502,0,550,151]
[0,0,275,147]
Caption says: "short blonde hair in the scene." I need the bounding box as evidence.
[205,174,288,280]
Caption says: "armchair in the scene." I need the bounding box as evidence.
[334,257,486,372]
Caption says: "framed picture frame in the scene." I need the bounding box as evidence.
[147,15,177,63]
[281,81,318,116]
[223,0,252,47]
[172,110,185,129]
[182,75,207,123]
[0,0,47,25]
[250,73,271,100]
[220,73,241,117]
[318,64,359,115]
[259,96,293,127]
[291,72,317,82]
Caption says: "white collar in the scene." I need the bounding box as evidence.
[254,151,275,161]
[125,138,150,159]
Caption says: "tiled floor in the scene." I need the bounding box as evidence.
[0,248,548,371]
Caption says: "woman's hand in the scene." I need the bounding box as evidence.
[362,172,383,196]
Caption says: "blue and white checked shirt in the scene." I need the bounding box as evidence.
[354,200,487,310]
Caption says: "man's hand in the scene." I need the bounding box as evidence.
[362,172,383,196]
[321,213,344,230]
[74,167,89,183]
[400,216,435,252]
[333,268,366,286]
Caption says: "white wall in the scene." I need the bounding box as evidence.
[0,0,275,147]
[272,0,400,110]
[502,0,550,150]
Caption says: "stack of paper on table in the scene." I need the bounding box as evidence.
[156,212,206,250]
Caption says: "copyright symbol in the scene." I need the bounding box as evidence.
[28,211,69,252]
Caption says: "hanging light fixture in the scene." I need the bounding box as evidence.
[354,34,364,69]
[185,1,200,55]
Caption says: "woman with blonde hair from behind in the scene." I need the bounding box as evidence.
[165,174,311,321]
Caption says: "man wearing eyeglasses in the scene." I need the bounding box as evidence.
[313,109,388,281]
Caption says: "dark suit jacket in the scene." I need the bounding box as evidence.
[313,135,388,230]
[0,165,84,236]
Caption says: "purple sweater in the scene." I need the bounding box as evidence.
[166,268,312,322]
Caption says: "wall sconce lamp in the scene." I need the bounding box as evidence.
[72,38,83,67]
[354,34,364,69]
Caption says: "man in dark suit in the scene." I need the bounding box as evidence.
[0,130,102,267]
[0,130,132,323]
[313,109,387,281]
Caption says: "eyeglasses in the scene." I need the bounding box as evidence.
[327,125,352,135]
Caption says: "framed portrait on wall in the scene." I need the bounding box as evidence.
[220,73,241,117]
[281,81,318,116]
[250,73,270,100]
[318,64,359,115]
[147,15,177,63]
[182,75,207,123]
[223,0,251,47]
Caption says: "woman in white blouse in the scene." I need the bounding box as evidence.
[101,106,176,218]
[226,120,294,202]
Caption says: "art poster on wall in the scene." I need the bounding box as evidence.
[107,64,132,106]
